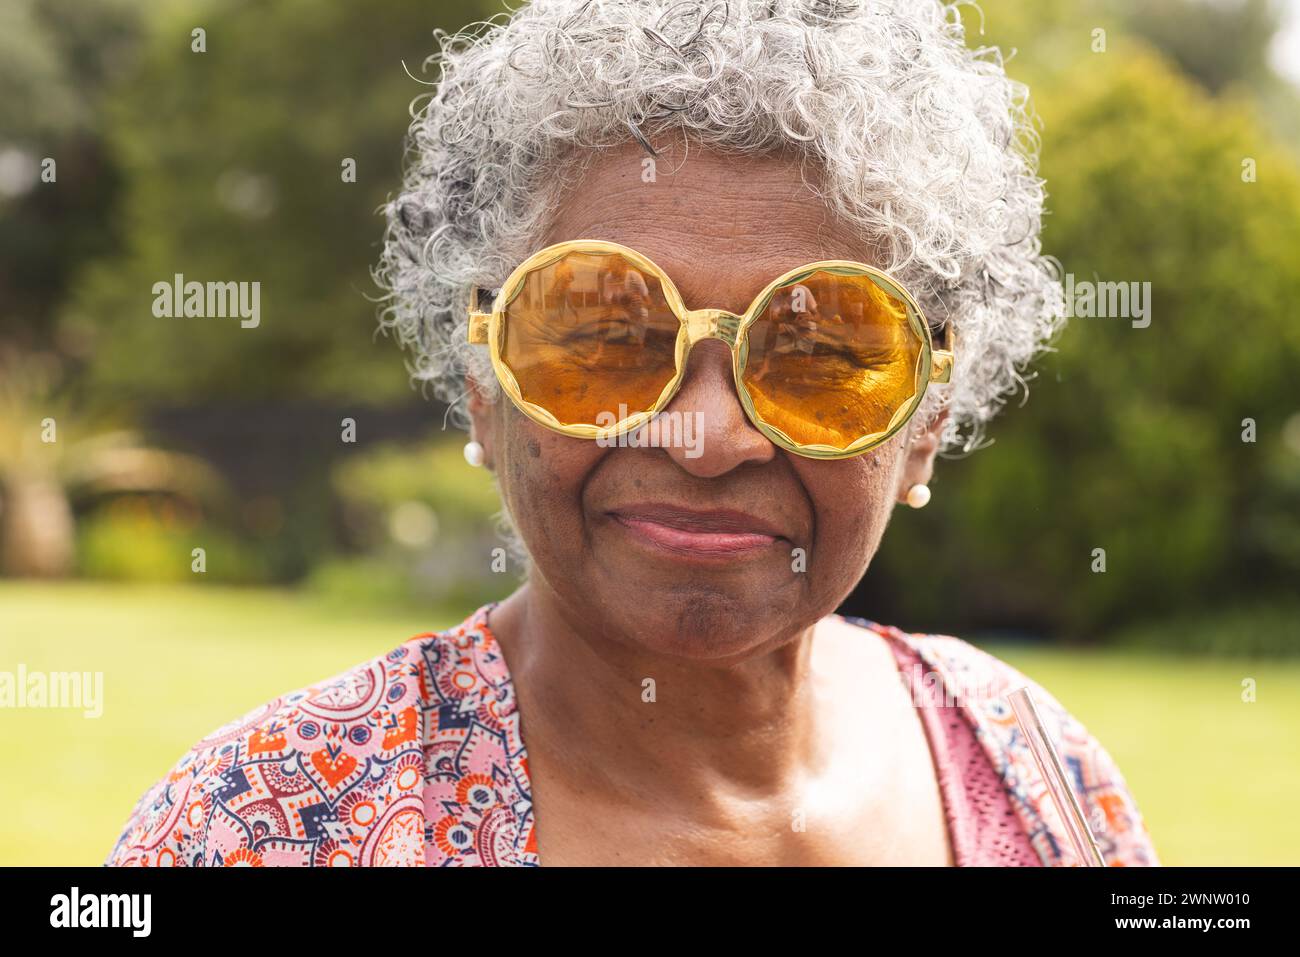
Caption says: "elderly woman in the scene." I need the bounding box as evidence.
[107,0,1159,867]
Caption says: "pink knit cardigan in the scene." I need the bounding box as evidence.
[105,602,1160,866]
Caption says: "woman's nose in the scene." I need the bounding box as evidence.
[650,339,776,476]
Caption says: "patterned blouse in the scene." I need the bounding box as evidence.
[105,601,1160,866]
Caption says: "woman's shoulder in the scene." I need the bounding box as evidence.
[835,614,1161,867]
[103,608,499,867]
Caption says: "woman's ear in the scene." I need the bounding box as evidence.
[895,410,948,504]
[465,374,497,472]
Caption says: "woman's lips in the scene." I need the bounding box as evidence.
[607,506,783,559]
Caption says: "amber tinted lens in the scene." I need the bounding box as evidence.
[740,270,924,450]
[500,250,682,427]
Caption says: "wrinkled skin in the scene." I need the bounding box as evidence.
[466,141,952,865]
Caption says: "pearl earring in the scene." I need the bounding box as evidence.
[905,483,931,509]
[463,440,486,468]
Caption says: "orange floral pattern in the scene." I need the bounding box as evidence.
[105,603,1158,867]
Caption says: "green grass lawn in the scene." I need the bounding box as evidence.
[0,582,454,866]
[1,582,1296,865]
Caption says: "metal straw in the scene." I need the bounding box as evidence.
[1007,686,1107,867]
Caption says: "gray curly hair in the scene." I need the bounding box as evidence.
[374,0,1065,455]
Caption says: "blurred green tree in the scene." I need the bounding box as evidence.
[1124,0,1284,94]
[63,0,492,405]
[0,0,143,350]
[869,36,1300,646]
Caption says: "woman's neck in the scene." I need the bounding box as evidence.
[487,580,852,803]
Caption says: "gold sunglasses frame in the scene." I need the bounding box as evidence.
[467,239,954,460]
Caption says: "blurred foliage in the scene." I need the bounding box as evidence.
[78,500,269,584]
[303,555,506,617]
[1109,601,1300,658]
[332,439,504,541]
[0,346,234,577]
[1124,0,1284,94]
[60,0,488,405]
[3,0,495,589]
[867,4,1300,644]
[311,437,514,610]
[0,0,143,350]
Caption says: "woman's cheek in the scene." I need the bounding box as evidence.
[499,415,593,545]
[805,454,899,581]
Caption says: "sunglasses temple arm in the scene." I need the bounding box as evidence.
[468,311,491,344]
[928,324,956,383]
[930,348,954,383]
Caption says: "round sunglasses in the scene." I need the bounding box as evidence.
[467,239,953,459]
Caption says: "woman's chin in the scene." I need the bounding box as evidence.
[588,581,803,661]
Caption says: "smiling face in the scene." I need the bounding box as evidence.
[468,141,943,660]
